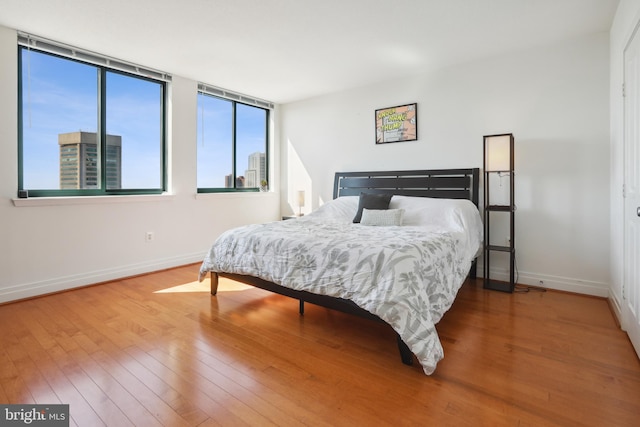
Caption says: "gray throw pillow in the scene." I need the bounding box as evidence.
[353,192,392,223]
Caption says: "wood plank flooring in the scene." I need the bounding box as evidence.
[0,264,638,426]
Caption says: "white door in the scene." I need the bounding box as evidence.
[623,25,640,357]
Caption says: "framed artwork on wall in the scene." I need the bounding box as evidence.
[375,103,417,144]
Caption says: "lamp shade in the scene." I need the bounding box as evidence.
[297,190,305,207]
[484,134,513,172]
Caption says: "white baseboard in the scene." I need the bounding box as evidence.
[0,253,204,304]
[608,292,624,328]
[3,259,611,304]
[476,266,609,298]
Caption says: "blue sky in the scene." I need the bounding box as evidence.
[21,48,266,191]
[197,94,267,188]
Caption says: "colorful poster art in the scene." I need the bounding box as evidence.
[375,103,417,144]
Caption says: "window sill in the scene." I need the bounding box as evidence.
[195,191,276,200]
[12,193,175,207]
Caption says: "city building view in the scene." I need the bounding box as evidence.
[58,131,122,189]
[59,131,264,190]
[224,151,266,188]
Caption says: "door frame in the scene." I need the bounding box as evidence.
[622,17,640,357]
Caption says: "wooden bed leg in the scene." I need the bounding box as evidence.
[211,272,219,296]
[396,334,413,366]
[299,299,305,315]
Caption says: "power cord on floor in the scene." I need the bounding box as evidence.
[512,255,546,293]
[514,284,546,293]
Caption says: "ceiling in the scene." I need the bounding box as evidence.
[0,0,619,104]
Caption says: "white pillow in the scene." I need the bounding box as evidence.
[388,195,484,258]
[389,196,477,229]
[360,208,405,226]
[305,196,359,222]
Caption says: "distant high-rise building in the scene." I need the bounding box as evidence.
[59,131,121,189]
[245,169,257,188]
[245,152,266,188]
[223,152,265,188]
[224,173,245,188]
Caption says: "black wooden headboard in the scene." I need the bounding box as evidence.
[333,168,480,207]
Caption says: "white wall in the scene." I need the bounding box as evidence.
[609,0,640,319]
[281,32,611,296]
[0,25,280,303]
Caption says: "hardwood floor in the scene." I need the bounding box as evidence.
[1,264,638,426]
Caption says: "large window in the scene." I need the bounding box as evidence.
[197,89,270,192]
[18,41,166,197]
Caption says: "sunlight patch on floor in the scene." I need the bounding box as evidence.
[154,277,254,293]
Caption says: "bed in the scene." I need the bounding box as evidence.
[199,168,482,375]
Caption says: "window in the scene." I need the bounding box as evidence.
[197,86,271,192]
[18,37,167,197]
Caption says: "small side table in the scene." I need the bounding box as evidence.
[282,215,303,221]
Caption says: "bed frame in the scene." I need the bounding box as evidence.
[210,168,480,366]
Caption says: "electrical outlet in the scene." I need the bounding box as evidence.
[145,231,154,242]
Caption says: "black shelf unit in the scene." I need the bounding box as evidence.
[483,134,515,293]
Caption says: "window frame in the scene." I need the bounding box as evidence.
[17,43,168,198]
[196,87,271,194]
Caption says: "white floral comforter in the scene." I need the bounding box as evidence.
[199,196,483,375]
